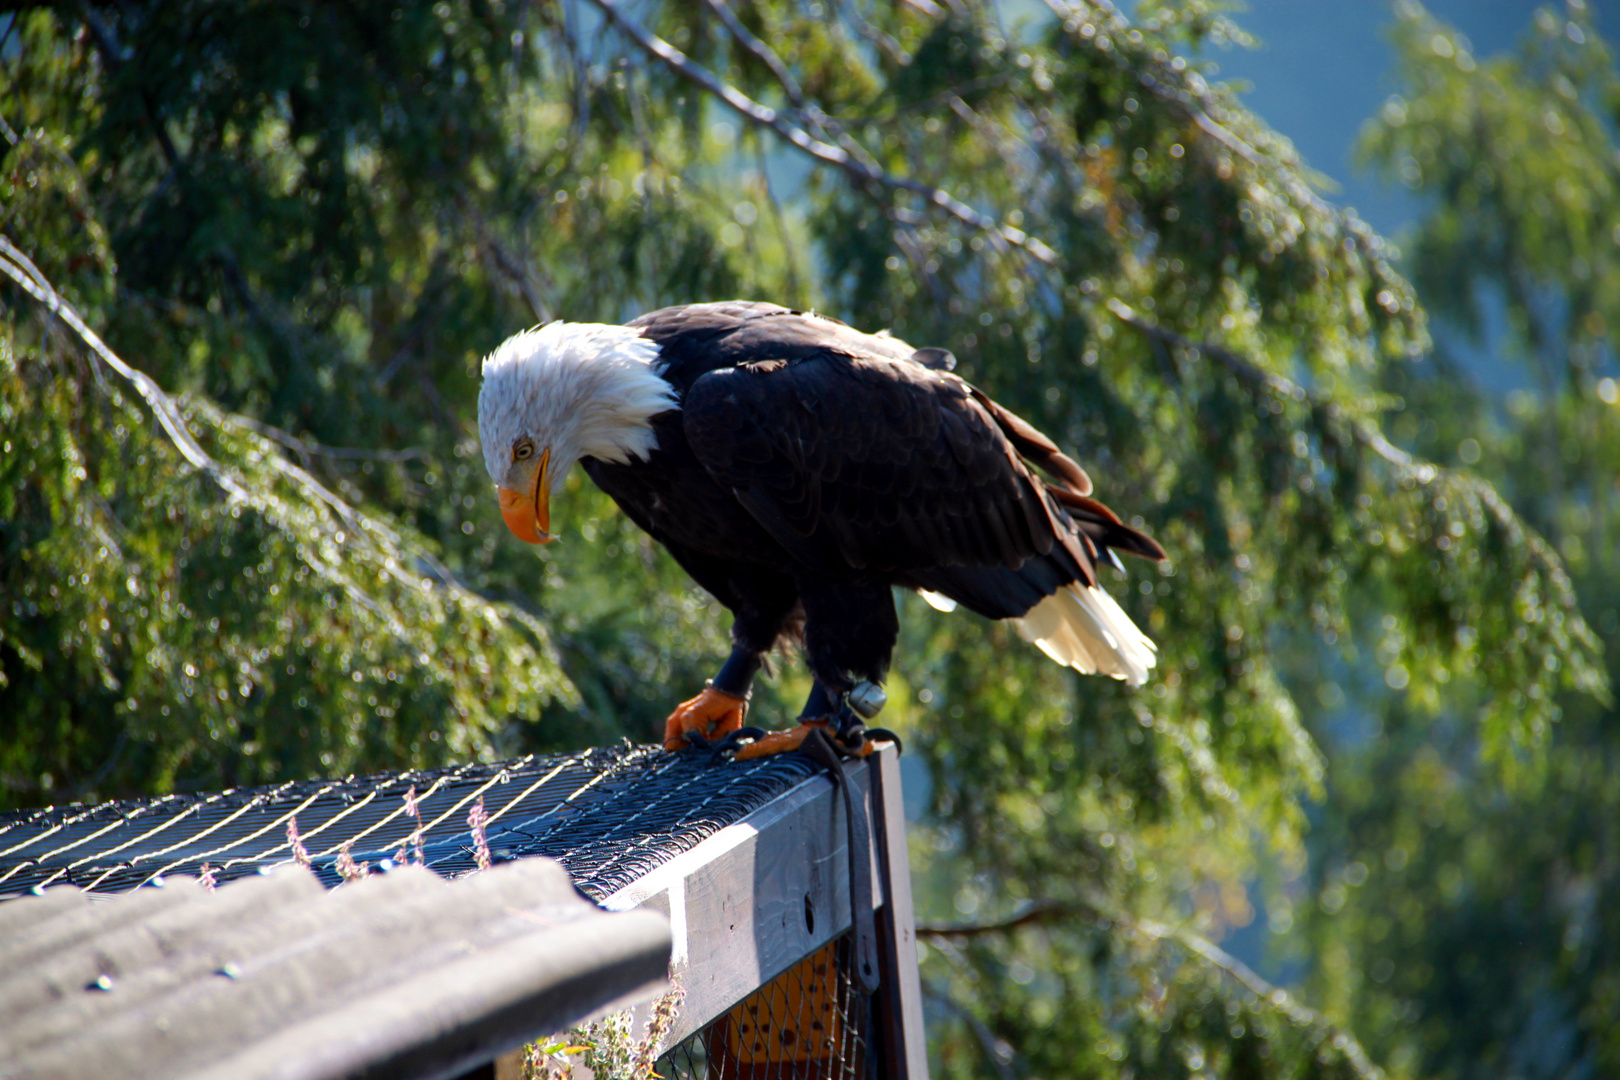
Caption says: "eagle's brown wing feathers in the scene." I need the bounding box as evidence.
[682,349,1159,621]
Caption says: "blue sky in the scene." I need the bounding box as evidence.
[1218,0,1619,239]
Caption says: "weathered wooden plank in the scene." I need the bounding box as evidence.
[0,882,84,937]
[0,870,326,1033]
[2,881,198,971]
[0,857,670,1080]
[185,913,667,1080]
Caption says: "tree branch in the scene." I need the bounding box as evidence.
[917,899,1070,939]
[1045,0,1390,263]
[920,978,1020,1080]
[702,0,805,108]
[582,0,1057,263]
[701,0,885,176]
[920,891,1383,1077]
[0,236,250,501]
[228,415,427,465]
[75,5,186,175]
[1104,298,1425,477]
[0,235,488,616]
[1106,298,1603,697]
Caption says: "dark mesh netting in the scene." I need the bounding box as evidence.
[659,934,873,1080]
[0,745,820,901]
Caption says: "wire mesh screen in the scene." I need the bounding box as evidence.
[0,745,820,901]
[658,934,874,1080]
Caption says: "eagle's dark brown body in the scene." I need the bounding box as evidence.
[580,301,1162,705]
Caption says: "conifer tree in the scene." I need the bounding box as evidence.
[0,2,1607,1075]
[1295,3,1620,1074]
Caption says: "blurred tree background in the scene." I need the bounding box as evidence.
[0,0,1615,1076]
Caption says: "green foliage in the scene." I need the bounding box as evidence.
[1,0,1613,1076]
[521,983,683,1080]
[1284,4,1620,1076]
[925,914,1377,1080]
[0,238,573,803]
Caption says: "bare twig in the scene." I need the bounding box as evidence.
[920,978,1020,1080]
[228,415,427,464]
[75,7,186,177]
[583,0,1057,264]
[703,0,805,107]
[820,73,1017,124]
[702,0,884,176]
[0,236,250,500]
[916,899,1068,939]
[482,231,554,325]
[831,0,910,68]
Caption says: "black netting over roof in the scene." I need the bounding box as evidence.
[0,744,822,902]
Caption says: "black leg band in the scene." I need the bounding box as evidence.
[711,646,762,699]
[798,681,839,720]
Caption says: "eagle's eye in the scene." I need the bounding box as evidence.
[513,440,534,462]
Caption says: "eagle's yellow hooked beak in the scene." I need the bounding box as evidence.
[498,448,555,544]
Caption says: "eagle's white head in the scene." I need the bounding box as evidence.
[477,321,678,543]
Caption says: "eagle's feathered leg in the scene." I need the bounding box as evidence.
[733,580,896,760]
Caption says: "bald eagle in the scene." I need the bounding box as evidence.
[478,302,1164,758]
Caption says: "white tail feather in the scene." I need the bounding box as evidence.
[1009,584,1157,687]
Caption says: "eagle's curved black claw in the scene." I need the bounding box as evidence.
[686,725,766,760]
[833,707,868,753]
[681,728,722,755]
[863,727,903,755]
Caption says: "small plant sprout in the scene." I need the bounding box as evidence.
[399,785,425,866]
[468,795,492,872]
[523,1038,590,1080]
[286,816,312,870]
[522,979,683,1080]
[335,840,367,883]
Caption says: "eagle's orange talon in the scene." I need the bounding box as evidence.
[730,720,881,761]
[664,686,748,750]
[731,723,821,760]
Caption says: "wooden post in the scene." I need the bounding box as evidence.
[599,746,929,1075]
[869,745,930,1080]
